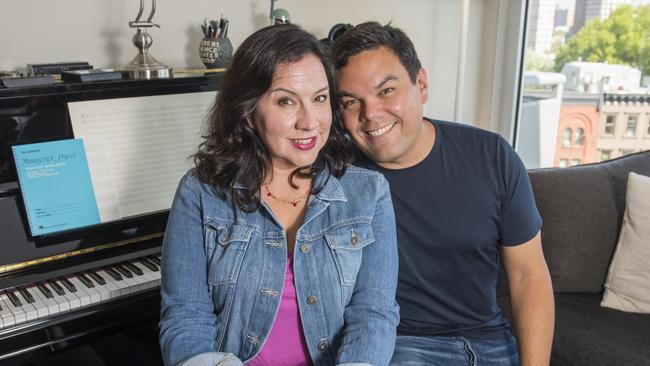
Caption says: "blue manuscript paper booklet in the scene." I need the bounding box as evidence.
[12,139,101,236]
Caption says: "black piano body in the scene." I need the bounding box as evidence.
[0,74,221,365]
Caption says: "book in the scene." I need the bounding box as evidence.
[27,62,92,75]
[61,69,123,83]
[0,75,54,88]
[12,139,101,236]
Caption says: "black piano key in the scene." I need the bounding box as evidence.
[5,290,22,307]
[113,264,133,278]
[148,256,161,266]
[17,287,35,304]
[139,258,159,272]
[75,272,95,288]
[87,270,106,285]
[36,282,54,299]
[59,277,77,293]
[105,267,123,281]
[48,280,65,296]
[124,262,144,276]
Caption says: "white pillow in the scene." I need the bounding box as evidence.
[601,172,650,313]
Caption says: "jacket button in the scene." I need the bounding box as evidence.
[300,244,310,253]
[318,340,327,352]
[307,295,319,305]
[351,234,359,245]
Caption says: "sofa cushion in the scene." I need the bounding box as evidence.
[552,293,650,366]
[601,172,650,312]
[527,151,650,293]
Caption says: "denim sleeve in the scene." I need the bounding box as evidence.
[159,174,240,366]
[337,175,400,366]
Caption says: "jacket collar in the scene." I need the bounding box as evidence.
[312,169,347,203]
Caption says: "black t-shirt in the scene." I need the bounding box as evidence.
[356,119,542,340]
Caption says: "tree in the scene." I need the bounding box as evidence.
[525,48,554,72]
[554,5,650,75]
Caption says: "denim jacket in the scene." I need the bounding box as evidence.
[160,166,399,366]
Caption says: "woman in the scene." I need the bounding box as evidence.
[159,25,398,366]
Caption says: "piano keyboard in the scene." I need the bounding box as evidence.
[0,255,161,331]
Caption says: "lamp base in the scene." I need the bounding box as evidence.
[123,51,171,80]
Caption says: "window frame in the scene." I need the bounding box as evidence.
[575,127,585,146]
[600,149,612,161]
[625,114,639,139]
[562,127,573,147]
[604,114,617,137]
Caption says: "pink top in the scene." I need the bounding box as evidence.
[247,255,312,366]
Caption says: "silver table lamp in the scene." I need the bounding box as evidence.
[123,0,171,79]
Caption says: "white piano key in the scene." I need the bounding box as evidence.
[68,277,100,305]
[48,285,72,314]
[67,278,92,307]
[94,270,121,299]
[132,261,161,289]
[118,269,142,293]
[22,286,49,319]
[85,275,112,302]
[0,292,27,326]
[0,296,16,329]
[129,263,153,289]
[98,269,129,297]
[55,281,82,310]
[8,290,39,323]
[30,285,60,317]
[23,303,39,323]
[104,269,132,295]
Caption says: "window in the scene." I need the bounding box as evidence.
[575,128,585,146]
[604,115,616,136]
[621,149,636,156]
[626,115,638,138]
[515,2,650,169]
[562,128,572,147]
[600,149,612,161]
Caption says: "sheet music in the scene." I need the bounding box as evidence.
[68,91,216,219]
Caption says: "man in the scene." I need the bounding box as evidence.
[331,22,554,366]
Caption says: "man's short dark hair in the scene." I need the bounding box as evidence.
[332,22,422,83]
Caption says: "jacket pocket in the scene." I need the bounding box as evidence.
[205,221,255,286]
[324,222,375,287]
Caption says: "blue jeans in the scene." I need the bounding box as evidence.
[390,335,519,366]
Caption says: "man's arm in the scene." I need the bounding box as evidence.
[501,231,554,366]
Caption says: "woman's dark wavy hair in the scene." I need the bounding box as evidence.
[194,24,352,212]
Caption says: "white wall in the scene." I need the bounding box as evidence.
[1,0,511,131]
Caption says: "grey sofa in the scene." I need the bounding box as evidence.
[497,150,650,366]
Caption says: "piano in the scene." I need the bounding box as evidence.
[0,74,221,365]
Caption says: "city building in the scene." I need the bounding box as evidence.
[561,61,642,93]
[554,93,601,167]
[571,0,650,36]
[554,7,569,28]
[518,72,567,169]
[585,0,628,20]
[527,0,557,53]
[597,92,650,160]
[554,0,576,30]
